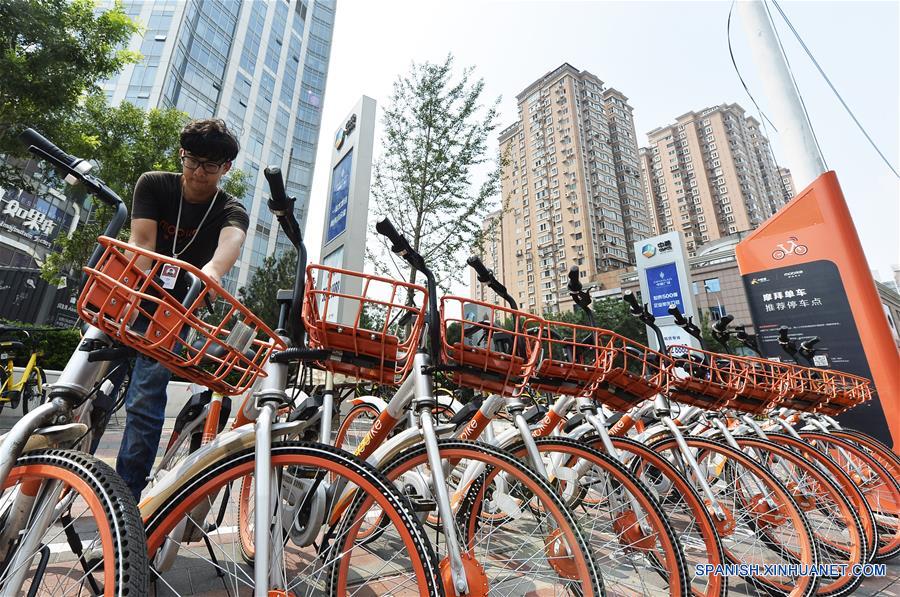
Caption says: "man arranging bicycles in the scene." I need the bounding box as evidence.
[109,118,248,500]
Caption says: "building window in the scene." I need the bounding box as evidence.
[703,278,721,293]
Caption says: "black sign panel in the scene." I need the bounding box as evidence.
[743,260,891,443]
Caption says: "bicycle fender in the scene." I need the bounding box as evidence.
[140,420,303,513]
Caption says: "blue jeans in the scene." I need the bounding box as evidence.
[116,355,172,500]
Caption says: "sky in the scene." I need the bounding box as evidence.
[304,0,900,289]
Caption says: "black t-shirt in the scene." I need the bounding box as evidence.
[131,171,249,268]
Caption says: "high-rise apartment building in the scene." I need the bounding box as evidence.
[778,166,796,203]
[477,64,650,315]
[101,0,335,292]
[639,103,791,255]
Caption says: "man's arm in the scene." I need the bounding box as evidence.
[201,226,246,285]
[129,218,158,270]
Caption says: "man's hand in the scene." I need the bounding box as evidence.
[200,262,223,302]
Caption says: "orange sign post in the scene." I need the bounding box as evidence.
[736,171,900,449]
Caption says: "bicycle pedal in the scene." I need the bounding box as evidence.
[409,497,436,512]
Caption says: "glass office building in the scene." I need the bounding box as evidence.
[102,0,336,292]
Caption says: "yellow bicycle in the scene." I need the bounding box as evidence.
[0,326,46,416]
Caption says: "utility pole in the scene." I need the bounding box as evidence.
[737,0,826,189]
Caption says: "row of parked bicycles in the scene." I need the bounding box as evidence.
[0,129,896,596]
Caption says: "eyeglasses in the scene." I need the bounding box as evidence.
[181,155,227,174]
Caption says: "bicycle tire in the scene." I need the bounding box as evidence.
[585,434,727,597]
[733,435,867,596]
[652,435,820,597]
[143,441,444,596]
[21,367,45,416]
[0,367,10,414]
[826,429,900,478]
[758,432,879,564]
[799,431,900,562]
[507,436,691,596]
[376,439,604,596]
[0,449,148,595]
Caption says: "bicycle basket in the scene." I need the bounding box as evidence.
[818,370,872,416]
[302,265,427,385]
[440,297,543,396]
[589,333,670,412]
[79,237,284,395]
[665,346,746,411]
[779,364,829,413]
[725,356,793,415]
[530,320,611,396]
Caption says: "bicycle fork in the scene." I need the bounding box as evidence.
[411,355,470,595]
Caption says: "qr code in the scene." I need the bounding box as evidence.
[812,354,828,367]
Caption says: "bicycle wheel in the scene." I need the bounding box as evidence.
[0,449,148,595]
[0,366,11,414]
[826,429,900,480]
[734,435,867,596]
[21,367,46,415]
[652,435,820,597]
[799,431,900,562]
[334,402,380,455]
[377,439,604,596]
[143,441,443,596]
[589,434,727,597]
[509,437,691,596]
[758,432,879,564]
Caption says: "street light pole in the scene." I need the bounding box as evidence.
[737,0,826,189]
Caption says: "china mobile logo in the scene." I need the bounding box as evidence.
[772,237,808,260]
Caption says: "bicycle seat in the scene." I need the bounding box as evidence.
[0,341,25,353]
[523,403,548,425]
[449,400,481,428]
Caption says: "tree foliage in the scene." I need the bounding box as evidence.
[0,0,140,163]
[544,297,649,345]
[368,54,505,293]
[237,249,298,331]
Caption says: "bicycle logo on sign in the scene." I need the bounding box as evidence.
[772,236,808,260]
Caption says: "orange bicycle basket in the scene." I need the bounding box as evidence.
[724,356,793,415]
[440,297,543,396]
[530,320,611,397]
[591,333,670,412]
[78,237,284,395]
[778,364,829,413]
[665,346,748,411]
[302,265,427,385]
[817,369,873,416]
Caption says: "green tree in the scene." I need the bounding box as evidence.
[0,0,140,166]
[40,94,249,283]
[544,296,648,345]
[237,249,298,330]
[367,54,505,294]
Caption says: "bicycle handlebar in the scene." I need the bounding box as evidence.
[19,128,83,173]
[778,326,791,344]
[466,255,492,283]
[623,291,642,315]
[567,266,583,293]
[466,255,517,310]
[712,314,734,333]
[801,337,820,350]
[667,305,688,325]
[376,217,441,362]
[264,166,306,346]
[19,128,128,288]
